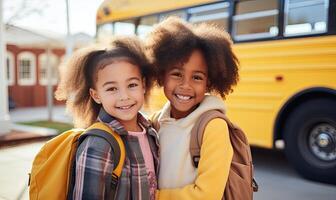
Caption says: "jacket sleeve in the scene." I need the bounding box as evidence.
[158,118,233,200]
[72,136,115,200]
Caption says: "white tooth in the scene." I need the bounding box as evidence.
[119,105,131,109]
[176,94,191,100]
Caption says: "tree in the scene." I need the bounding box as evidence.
[4,0,48,25]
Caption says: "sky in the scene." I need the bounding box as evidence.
[3,0,104,36]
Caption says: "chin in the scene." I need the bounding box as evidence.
[174,107,194,114]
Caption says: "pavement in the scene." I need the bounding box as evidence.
[0,106,72,148]
[0,142,45,200]
[8,105,72,123]
[0,106,72,200]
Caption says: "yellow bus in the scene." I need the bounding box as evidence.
[96,0,336,184]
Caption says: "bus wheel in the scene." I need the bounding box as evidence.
[284,98,336,184]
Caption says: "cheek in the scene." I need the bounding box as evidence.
[163,78,176,91]
[133,88,146,100]
[196,82,207,96]
[163,87,170,98]
[100,94,116,105]
[163,82,175,98]
[163,84,175,102]
[201,82,207,92]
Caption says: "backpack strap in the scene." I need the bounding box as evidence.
[189,110,259,192]
[190,109,229,168]
[79,122,125,182]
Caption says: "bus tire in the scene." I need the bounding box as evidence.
[284,98,336,184]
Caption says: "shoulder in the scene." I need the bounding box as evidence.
[203,118,230,143]
[78,135,112,153]
[201,118,233,160]
[204,118,229,132]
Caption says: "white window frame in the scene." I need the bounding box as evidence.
[38,53,59,85]
[159,10,187,22]
[17,52,36,86]
[284,0,329,37]
[233,9,279,41]
[188,2,230,23]
[6,51,15,86]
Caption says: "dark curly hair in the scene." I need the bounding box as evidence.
[55,36,155,128]
[146,17,239,98]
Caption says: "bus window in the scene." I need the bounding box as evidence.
[137,15,159,38]
[114,20,136,36]
[97,23,114,42]
[159,10,187,21]
[188,2,230,30]
[233,0,279,41]
[284,0,328,36]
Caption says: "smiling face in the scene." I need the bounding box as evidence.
[89,60,145,130]
[163,49,208,119]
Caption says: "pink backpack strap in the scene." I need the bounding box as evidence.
[190,109,228,168]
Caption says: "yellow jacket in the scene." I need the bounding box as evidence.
[153,95,233,200]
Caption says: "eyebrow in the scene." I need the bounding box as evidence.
[193,70,207,75]
[170,68,207,75]
[102,77,141,87]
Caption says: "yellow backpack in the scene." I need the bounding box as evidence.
[28,122,125,200]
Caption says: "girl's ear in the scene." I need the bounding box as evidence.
[89,88,101,104]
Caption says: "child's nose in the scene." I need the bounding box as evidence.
[180,77,192,90]
[119,89,130,101]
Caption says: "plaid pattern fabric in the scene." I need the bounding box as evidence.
[72,108,160,200]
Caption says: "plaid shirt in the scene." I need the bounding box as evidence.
[72,108,160,200]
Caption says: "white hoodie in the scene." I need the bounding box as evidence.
[157,95,226,189]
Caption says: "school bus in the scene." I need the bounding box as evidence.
[96,0,336,184]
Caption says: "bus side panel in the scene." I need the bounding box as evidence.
[226,35,336,149]
[97,0,216,23]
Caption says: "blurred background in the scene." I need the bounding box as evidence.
[0,0,335,199]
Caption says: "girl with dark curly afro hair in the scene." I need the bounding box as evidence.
[146,17,239,199]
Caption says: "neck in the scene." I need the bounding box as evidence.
[170,104,200,119]
[119,118,142,132]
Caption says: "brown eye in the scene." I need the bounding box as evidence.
[193,75,203,81]
[170,72,182,78]
[129,83,138,88]
[107,87,117,92]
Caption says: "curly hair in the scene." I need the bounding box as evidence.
[55,36,155,128]
[146,17,239,97]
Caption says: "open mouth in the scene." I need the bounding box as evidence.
[116,104,135,110]
[175,94,193,101]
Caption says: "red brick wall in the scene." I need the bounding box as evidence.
[7,44,66,108]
